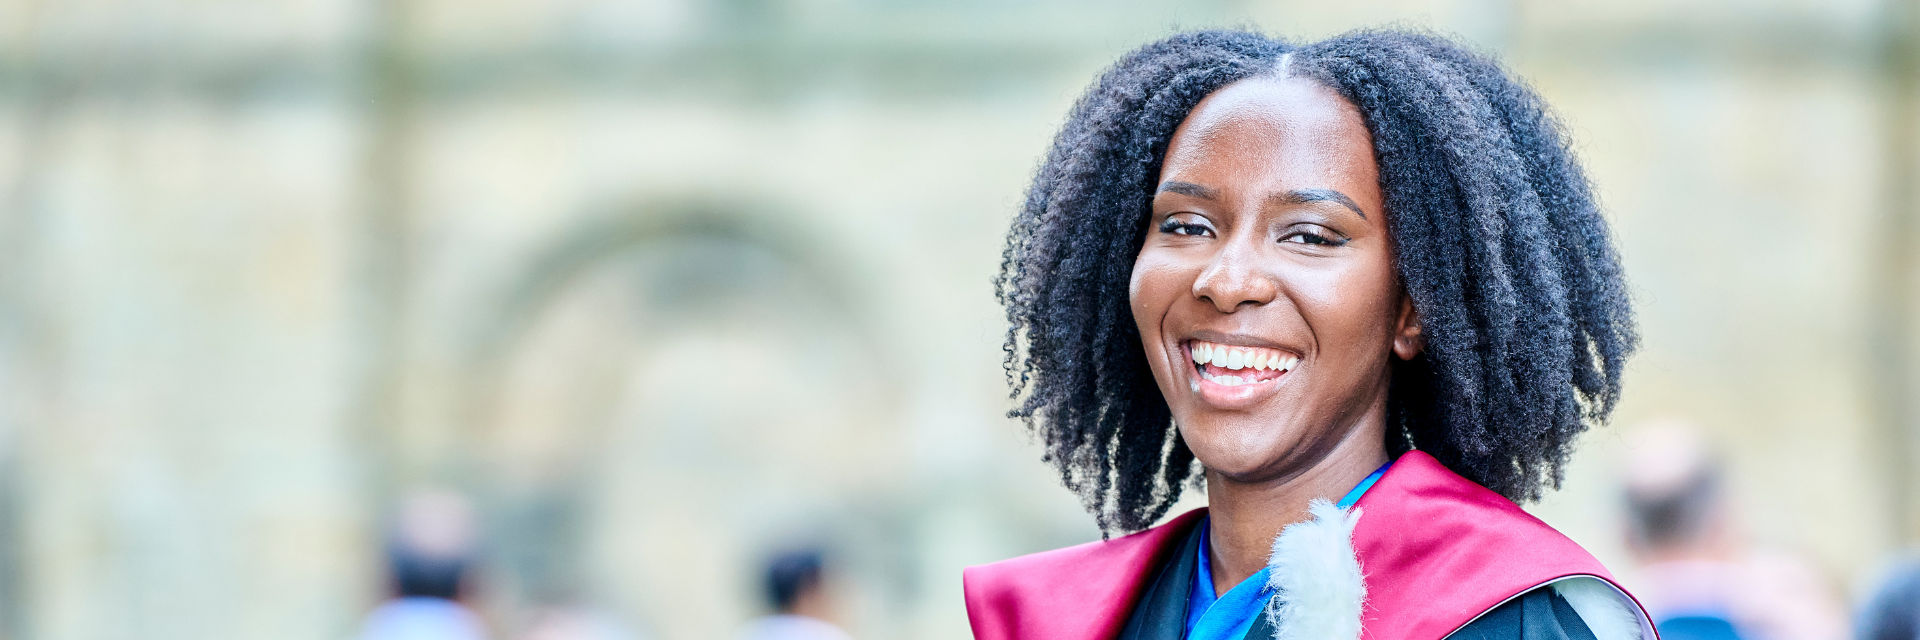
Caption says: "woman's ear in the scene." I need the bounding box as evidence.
[1393,294,1424,360]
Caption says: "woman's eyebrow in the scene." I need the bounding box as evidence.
[1156,181,1218,199]
[1275,188,1367,219]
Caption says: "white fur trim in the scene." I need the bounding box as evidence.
[1264,499,1366,640]
[1552,577,1644,640]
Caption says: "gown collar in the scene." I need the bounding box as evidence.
[1182,462,1393,640]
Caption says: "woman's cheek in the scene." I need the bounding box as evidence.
[1301,263,1403,368]
[1127,260,1164,317]
[1129,257,1174,360]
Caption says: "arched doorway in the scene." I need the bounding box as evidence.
[460,202,903,639]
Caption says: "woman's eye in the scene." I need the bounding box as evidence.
[1158,219,1213,237]
[1282,231,1347,246]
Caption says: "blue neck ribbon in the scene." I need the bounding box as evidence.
[1182,462,1390,640]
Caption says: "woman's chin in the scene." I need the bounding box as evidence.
[1192,455,1297,485]
[1181,428,1306,482]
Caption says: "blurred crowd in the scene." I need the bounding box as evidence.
[355,491,852,640]
[342,419,1920,640]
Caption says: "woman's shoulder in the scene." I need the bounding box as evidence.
[1449,578,1649,640]
[1353,452,1654,639]
[1356,450,1609,568]
[962,509,1204,640]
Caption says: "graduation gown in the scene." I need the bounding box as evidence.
[962,451,1657,640]
[1116,517,1623,639]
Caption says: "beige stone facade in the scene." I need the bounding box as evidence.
[0,0,1913,639]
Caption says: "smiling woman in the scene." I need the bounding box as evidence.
[968,30,1647,640]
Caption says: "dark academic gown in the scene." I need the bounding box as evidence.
[963,451,1657,640]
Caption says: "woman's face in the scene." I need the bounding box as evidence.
[1130,76,1419,484]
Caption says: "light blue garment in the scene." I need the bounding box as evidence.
[1182,462,1390,640]
[357,597,488,640]
[739,614,855,640]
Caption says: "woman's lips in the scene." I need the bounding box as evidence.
[1183,339,1301,404]
[1188,339,1299,386]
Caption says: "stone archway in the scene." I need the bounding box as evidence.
[456,200,903,639]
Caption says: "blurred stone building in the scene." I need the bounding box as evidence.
[0,0,1917,639]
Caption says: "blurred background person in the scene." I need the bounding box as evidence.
[1621,421,1847,640]
[358,490,489,640]
[1858,560,1920,640]
[738,548,851,640]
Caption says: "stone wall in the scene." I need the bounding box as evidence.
[0,0,1910,638]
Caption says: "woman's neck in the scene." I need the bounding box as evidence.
[1202,415,1389,597]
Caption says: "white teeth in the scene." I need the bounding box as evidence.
[1190,340,1299,377]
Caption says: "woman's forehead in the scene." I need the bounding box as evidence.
[1178,76,1362,133]
[1160,76,1380,206]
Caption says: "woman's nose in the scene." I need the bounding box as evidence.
[1191,239,1277,313]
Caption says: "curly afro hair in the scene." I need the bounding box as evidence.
[996,29,1637,535]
